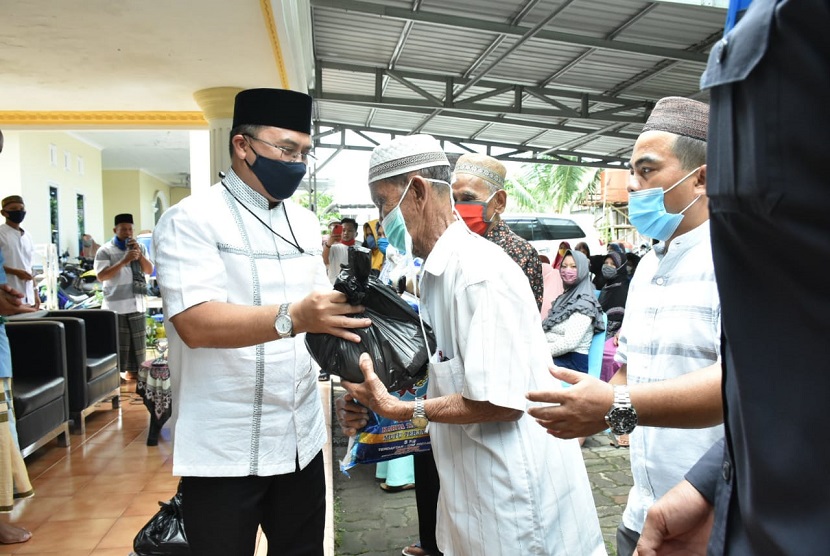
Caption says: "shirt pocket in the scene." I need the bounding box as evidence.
[427,357,465,397]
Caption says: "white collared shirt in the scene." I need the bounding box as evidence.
[616,221,724,533]
[153,169,330,477]
[420,221,605,556]
[0,223,36,305]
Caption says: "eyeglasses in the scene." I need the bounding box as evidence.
[244,135,316,163]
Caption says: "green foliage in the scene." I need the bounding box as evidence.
[506,157,602,213]
[293,190,342,231]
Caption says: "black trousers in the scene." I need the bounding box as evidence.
[413,450,441,552]
[180,450,325,556]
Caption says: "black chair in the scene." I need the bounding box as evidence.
[41,310,120,434]
[5,320,71,458]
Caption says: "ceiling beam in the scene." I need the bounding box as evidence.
[310,0,710,63]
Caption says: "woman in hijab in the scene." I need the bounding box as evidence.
[551,241,571,269]
[542,249,605,373]
[598,251,630,337]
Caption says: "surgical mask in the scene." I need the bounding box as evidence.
[628,167,701,241]
[113,236,128,250]
[560,268,578,284]
[377,237,389,255]
[4,210,25,224]
[246,143,307,200]
[454,190,499,236]
[82,238,93,247]
[382,177,450,255]
[602,264,617,279]
[364,235,377,249]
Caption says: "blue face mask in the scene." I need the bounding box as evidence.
[377,237,389,255]
[246,142,307,200]
[113,236,128,250]
[628,167,701,241]
[364,235,377,250]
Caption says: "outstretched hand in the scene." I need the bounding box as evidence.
[0,284,36,316]
[526,366,613,439]
[334,393,369,437]
[292,290,371,343]
[341,353,398,419]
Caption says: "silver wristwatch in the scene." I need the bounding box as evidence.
[605,385,638,435]
[411,398,429,429]
[274,303,294,339]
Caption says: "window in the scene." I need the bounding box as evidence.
[77,156,85,176]
[49,144,58,166]
[77,194,85,252]
[64,151,71,171]
[49,186,60,249]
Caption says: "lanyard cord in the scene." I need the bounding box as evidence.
[221,181,306,255]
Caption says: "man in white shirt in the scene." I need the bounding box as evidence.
[94,213,153,379]
[527,97,724,556]
[0,196,39,309]
[338,134,604,556]
[153,88,371,556]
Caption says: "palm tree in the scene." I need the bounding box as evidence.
[507,157,602,213]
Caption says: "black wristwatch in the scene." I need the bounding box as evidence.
[605,385,638,435]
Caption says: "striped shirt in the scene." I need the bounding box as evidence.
[94,239,149,314]
[615,221,724,533]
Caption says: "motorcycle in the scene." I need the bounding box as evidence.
[48,259,103,309]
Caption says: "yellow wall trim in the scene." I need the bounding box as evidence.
[259,0,290,89]
[0,111,208,128]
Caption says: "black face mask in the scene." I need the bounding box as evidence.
[245,144,306,201]
[4,210,25,224]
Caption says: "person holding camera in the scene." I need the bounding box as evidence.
[94,213,154,380]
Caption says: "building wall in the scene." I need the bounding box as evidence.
[103,169,171,233]
[169,187,189,206]
[1,131,105,258]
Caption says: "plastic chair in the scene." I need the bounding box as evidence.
[560,313,606,387]
[587,313,608,380]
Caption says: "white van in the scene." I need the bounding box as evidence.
[501,213,603,259]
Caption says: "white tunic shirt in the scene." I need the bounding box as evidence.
[420,221,605,556]
[153,169,329,477]
[0,223,36,305]
[615,221,724,533]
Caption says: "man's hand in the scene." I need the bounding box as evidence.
[121,246,140,264]
[326,232,342,247]
[335,393,369,437]
[341,353,401,420]
[526,367,613,439]
[292,290,371,343]
[8,268,34,281]
[634,479,714,556]
[0,284,36,316]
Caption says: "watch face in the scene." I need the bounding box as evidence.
[608,406,638,435]
[276,315,292,335]
[411,417,429,429]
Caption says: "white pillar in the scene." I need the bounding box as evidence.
[193,87,243,184]
[188,130,211,195]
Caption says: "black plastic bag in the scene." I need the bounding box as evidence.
[133,483,190,556]
[306,247,436,392]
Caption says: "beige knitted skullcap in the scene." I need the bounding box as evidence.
[453,153,506,190]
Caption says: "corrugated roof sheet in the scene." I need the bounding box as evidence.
[310,0,725,166]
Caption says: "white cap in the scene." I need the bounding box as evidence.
[368,134,449,183]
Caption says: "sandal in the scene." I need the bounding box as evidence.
[402,542,442,556]
[379,482,415,493]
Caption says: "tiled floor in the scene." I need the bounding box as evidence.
[0,376,334,556]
